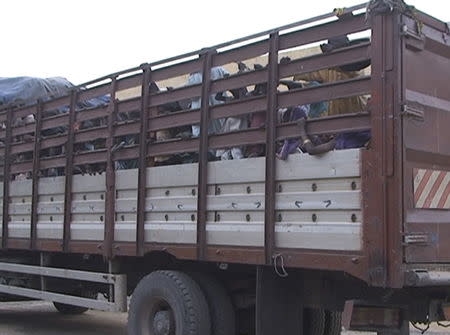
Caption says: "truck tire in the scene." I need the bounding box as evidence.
[324,311,342,335]
[128,270,211,335]
[53,290,96,315]
[304,308,326,335]
[190,272,236,335]
[53,302,89,315]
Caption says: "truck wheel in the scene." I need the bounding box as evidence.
[324,311,342,335]
[304,308,326,335]
[53,302,89,315]
[190,272,236,335]
[53,290,96,315]
[128,270,211,335]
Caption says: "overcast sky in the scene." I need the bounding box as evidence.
[1,0,448,85]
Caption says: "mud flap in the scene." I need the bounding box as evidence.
[255,266,303,335]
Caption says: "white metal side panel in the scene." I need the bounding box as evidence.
[37,176,65,239]
[144,164,198,244]
[32,149,363,251]
[70,174,106,241]
[206,149,363,251]
[9,179,32,239]
[114,169,138,242]
[0,182,3,237]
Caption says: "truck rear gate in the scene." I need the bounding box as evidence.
[0,1,449,334]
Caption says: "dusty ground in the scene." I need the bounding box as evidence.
[0,301,448,335]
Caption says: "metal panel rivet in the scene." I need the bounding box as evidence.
[83,195,87,201]
[22,198,25,203]
[121,215,125,221]
[50,197,54,202]
[215,213,220,222]
[246,214,251,222]
[351,214,357,222]
[100,216,104,222]
[216,187,221,195]
[246,186,251,194]
[352,257,360,264]
[351,181,357,190]
[191,189,196,196]
[165,190,170,196]
[100,194,104,200]
[191,214,196,222]
[278,214,282,222]
[312,214,317,222]
[165,214,169,221]
[50,216,53,222]
[277,184,283,193]
[216,249,221,255]
[312,183,317,192]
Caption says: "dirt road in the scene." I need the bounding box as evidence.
[0,301,448,335]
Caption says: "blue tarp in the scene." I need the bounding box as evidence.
[0,76,73,106]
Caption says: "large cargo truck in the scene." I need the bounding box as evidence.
[0,1,449,334]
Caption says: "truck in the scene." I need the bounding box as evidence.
[0,1,449,334]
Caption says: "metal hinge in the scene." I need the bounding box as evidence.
[404,234,429,245]
[401,24,425,52]
[401,105,424,122]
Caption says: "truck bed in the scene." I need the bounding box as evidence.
[0,3,448,289]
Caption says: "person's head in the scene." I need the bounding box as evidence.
[321,36,371,72]
[320,36,349,54]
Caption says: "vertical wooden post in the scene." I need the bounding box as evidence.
[264,33,279,265]
[2,107,13,249]
[136,65,151,257]
[30,100,43,249]
[196,50,214,261]
[62,89,78,252]
[104,77,118,258]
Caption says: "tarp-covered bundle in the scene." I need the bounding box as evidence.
[0,76,73,107]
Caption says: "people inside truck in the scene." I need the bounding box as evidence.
[276,80,337,159]
[213,62,251,160]
[147,82,192,166]
[289,36,371,152]
[188,66,229,160]
[245,64,268,158]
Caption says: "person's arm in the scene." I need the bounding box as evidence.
[293,69,329,83]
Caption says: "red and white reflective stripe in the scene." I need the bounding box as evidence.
[414,168,450,209]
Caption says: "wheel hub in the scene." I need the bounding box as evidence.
[153,310,173,335]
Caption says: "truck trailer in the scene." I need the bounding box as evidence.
[0,1,449,334]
